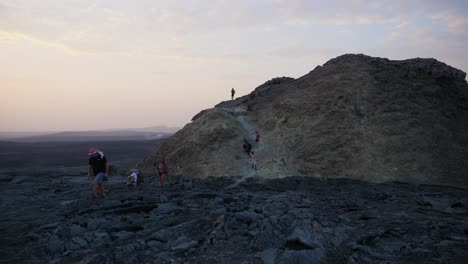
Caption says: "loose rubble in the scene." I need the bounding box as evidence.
[1,171,467,263]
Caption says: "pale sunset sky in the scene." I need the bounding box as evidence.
[1,0,467,132]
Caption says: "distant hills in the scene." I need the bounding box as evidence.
[0,126,180,142]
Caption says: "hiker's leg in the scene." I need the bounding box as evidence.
[160,174,166,188]
[93,181,99,197]
[97,183,104,197]
[95,173,105,197]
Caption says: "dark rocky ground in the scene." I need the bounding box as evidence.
[1,170,467,263]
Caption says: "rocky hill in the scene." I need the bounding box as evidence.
[139,54,468,188]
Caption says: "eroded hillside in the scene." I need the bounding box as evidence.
[140,54,468,187]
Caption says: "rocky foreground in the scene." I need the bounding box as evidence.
[1,171,468,263]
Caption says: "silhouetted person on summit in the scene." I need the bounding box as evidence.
[231,88,235,100]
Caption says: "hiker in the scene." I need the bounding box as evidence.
[127,169,140,187]
[243,139,252,156]
[231,88,235,100]
[251,151,257,170]
[243,140,248,155]
[87,148,109,198]
[153,157,168,189]
[255,131,260,145]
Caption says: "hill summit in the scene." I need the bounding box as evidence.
[140,54,468,188]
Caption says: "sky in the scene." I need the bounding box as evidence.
[1,0,467,132]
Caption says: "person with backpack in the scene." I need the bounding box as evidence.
[231,88,235,100]
[247,142,252,155]
[243,139,252,156]
[154,157,168,189]
[87,148,109,198]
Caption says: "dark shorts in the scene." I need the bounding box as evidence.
[95,172,106,184]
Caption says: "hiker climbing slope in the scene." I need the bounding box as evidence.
[243,139,252,156]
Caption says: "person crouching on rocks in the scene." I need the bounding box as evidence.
[127,169,140,187]
[154,157,168,189]
[88,148,109,198]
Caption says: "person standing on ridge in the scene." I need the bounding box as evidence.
[88,148,110,198]
[154,157,168,189]
[231,88,235,100]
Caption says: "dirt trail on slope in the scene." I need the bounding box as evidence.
[220,107,260,188]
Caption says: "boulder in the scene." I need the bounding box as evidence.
[159,194,169,203]
[278,248,326,264]
[47,235,65,254]
[94,232,111,245]
[234,211,258,225]
[171,240,198,252]
[68,224,87,236]
[170,235,199,252]
[286,226,318,250]
[260,248,278,264]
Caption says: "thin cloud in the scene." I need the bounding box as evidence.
[385,31,402,42]
[155,52,249,64]
[432,12,468,34]
[265,46,345,59]
[0,30,96,55]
